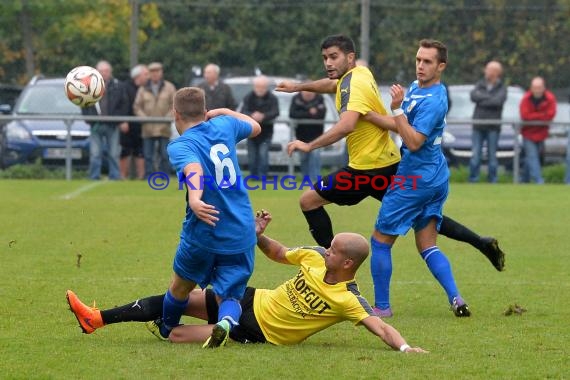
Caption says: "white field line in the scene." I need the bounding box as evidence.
[59,181,107,200]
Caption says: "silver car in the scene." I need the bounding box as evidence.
[224,76,346,171]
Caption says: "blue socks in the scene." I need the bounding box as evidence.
[161,289,189,337]
[218,298,242,328]
[421,246,459,304]
[370,238,393,310]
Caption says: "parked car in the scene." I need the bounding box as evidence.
[2,76,90,168]
[444,84,568,166]
[0,84,23,112]
[442,84,523,167]
[225,76,346,171]
[545,101,569,163]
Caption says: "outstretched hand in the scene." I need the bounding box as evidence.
[287,140,310,156]
[275,81,298,93]
[402,346,429,354]
[255,209,272,236]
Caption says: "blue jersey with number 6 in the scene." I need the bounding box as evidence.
[167,115,254,254]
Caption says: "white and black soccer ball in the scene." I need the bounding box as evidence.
[64,66,105,108]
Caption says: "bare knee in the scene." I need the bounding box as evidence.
[299,190,327,211]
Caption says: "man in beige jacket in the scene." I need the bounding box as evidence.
[134,62,177,178]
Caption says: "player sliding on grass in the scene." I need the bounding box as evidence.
[158,87,261,348]
[66,210,427,353]
[277,36,504,316]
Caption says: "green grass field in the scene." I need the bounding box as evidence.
[1,179,569,379]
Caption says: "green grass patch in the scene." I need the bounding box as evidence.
[1,180,569,379]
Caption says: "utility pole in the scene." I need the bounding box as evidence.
[129,0,139,69]
[360,0,370,63]
[21,0,35,78]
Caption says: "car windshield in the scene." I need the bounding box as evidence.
[16,83,81,115]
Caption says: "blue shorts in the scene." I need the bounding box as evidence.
[173,240,255,300]
[375,181,448,235]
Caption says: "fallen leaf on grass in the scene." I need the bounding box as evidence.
[504,304,527,316]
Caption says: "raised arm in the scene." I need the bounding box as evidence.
[287,110,359,155]
[360,316,428,353]
[206,108,261,138]
[390,84,426,152]
[276,78,337,94]
[255,210,290,264]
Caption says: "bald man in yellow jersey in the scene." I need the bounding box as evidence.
[277,35,504,283]
[66,210,427,353]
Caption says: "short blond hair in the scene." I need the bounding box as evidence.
[174,87,206,120]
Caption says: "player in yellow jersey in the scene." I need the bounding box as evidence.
[276,35,504,291]
[66,210,427,353]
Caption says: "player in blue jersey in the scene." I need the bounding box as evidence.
[368,40,471,318]
[159,87,261,347]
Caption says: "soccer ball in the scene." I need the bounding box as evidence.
[64,66,105,107]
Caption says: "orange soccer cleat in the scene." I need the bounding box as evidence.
[66,290,104,334]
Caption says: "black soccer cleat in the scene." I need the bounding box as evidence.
[451,297,471,318]
[479,237,505,272]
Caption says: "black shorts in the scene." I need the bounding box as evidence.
[120,123,143,158]
[315,163,399,206]
[205,287,266,344]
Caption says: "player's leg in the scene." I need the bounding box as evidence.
[300,189,333,247]
[161,242,214,338]
[439,215,505,271]
[66,289,211,335]
[370,230,397,317]
[415,184,470,317]
[162,273,197,336]
[370,183,418,317]
[302,167,371,248]
[168,288,266,344]
[415,220,470,317]
[203,248,255,348]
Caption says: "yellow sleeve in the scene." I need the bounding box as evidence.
[345,75,374,116]
[285,246,326,265]
[343,284,375,325]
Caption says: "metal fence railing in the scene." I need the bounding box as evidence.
[1,114,569,182]
[445,118,570,183]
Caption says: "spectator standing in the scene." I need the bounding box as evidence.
[469,61,507,183]
[289,91,326,181]
[566,93,570,184]
[82,60,129,180]
[519,77,556,184]
[134,62,176,177]
[241,76,279,177]
[120,64,149,179]
[197,63,237,110]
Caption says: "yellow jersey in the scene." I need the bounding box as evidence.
[336,66,400,170]
[253,247,374,345]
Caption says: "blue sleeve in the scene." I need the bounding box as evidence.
[225,115,252,142]
[167,140,199,175]
[412,97,446,137]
